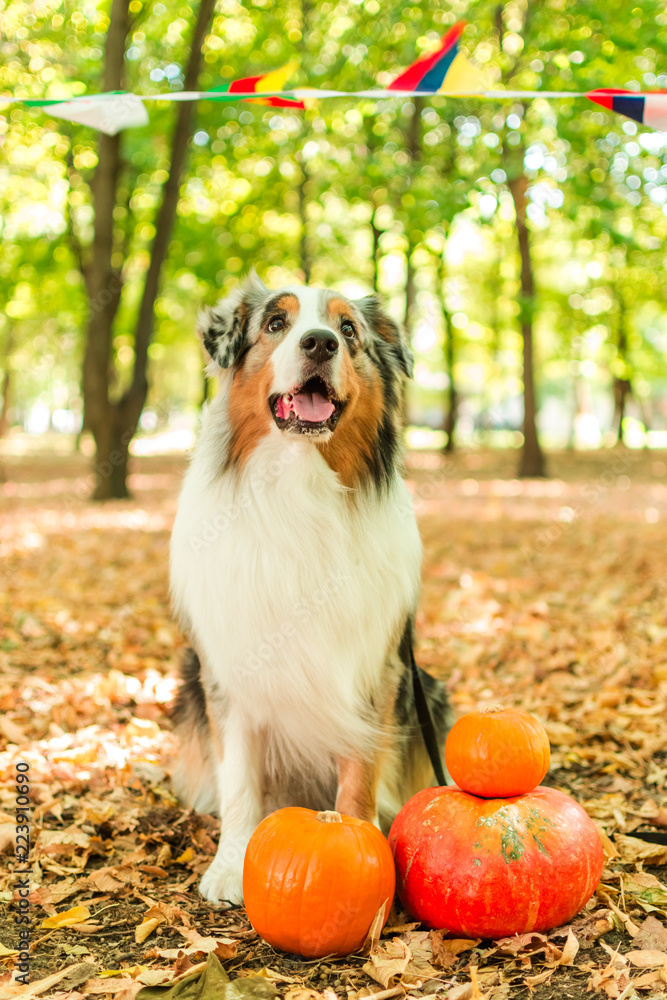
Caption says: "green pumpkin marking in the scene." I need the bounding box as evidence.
[499,821,525,864]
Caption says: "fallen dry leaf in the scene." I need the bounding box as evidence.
[284,990,321,1000]
[445,985,475,1000]
[0,962,94,998]
[625,949,667,968]
[133,954,277,1000]
[362,938,411,988]
[135,916,165,945]
[614,834,667,867]
[558,928,580,966]
[157,929,237,961]
[255,969,299,985]
[430,931,480,969]
[41,905,92,929]
[599,891,641,937]
[0,717,27,743]
[361,900,390,955]
[624,871,667,915]
[633,968,667,989]
[633,914,667,951]
[569,908,615,945]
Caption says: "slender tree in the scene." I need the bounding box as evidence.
[612,287,632,445]
[0,327,14,437]
[403,97,424,332]
[506,166,545,476]
[79,0,216,499]
[496,2,546,477]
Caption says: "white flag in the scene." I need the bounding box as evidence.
[44,93,149,135]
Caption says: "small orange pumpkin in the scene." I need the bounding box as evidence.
[243,807,395,958]
[445,706,550,798]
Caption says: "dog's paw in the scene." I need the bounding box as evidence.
[199,857,244,906]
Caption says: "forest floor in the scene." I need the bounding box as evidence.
[1,441,666,1000]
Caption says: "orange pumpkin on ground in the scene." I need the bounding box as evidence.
[389,785,604,939]
[445,706,550,798]
[243,808,395,958]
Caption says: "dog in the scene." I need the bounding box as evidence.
[169,273,449,905]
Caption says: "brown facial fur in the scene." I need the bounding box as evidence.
[226,335,276,469]
[326,297,359,332]
[316,353,384,489]
[270,293,299,324]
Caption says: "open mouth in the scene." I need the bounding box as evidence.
[269,376,345,435]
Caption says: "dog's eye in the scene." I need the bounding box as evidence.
[268,316,285,333]
[341,320,356,338]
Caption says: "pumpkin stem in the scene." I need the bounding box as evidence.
[478,704,506,714]
[316,810,343,824]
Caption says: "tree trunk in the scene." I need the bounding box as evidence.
[0,368,10,436]
[81,0,128,497]
[496,0,543,477]
[92,413,133,499]
[507,173,546,478]
[613,291,631,446]
[435,251,457,452]
[404,243,415,330]
[297,167,312,283]
[83,0,217,499]
[0,327,14,436]
[365,119,382,293]
[443,312,457,453]
[614,378,631,445]
[295,0,312,285]
[371,213,381,293]
[403,97,422,333]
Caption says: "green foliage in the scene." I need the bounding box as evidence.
[1,0,667,444]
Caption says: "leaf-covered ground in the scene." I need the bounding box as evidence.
[1,441,666,1000]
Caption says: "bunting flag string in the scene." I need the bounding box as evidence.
[2,22,667,136]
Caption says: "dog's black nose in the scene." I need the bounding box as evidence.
[300,329,339,363]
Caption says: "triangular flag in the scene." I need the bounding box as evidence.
[387,22,487,94]
[28,93,149,134]
[211,60,305,109]
[254,60,300,94]
[587,88,667,130]
[389,23,465,91]
[435,51,490,95]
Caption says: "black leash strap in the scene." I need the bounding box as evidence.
[410,646,447,787]
[621,830,667,845]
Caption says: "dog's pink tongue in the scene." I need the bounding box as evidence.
[292,390,334,422]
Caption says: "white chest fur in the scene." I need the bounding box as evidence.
[170,401,421,769]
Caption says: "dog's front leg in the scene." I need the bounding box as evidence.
[199,709,263,906]
[335,755,380,826]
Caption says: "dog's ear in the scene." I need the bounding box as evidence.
[198,271,268,369]
[355,295,413,378]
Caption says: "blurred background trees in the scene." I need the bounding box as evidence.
[1,0,667,497]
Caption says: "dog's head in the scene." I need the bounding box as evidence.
[199,273,412,488]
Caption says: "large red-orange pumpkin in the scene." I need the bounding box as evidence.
[445,707,550,798]
[243,808,395,958]
[389,786,603,939]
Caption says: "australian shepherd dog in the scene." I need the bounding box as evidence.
[169,273,448,906]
